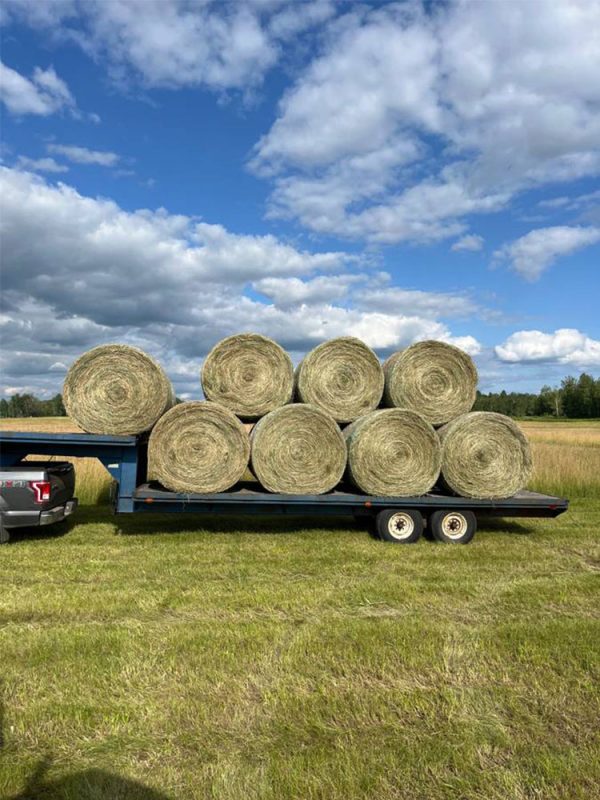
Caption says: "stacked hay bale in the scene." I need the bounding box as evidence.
[63,344,175,435]
[295,337,383,423]
[64,334,533,499]
[148,402,250,493]
[381,340,532,499]
[437,412,532,499]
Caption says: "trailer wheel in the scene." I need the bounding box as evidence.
[429,510,476,544]
[376,509,423,543]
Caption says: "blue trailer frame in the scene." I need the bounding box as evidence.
[0,431,569,521]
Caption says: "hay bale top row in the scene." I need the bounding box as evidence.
[63,344,174,435]
[63,335,479,434]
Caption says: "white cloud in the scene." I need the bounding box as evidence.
[451,234,484,252]
[252,0,600,243]
[493,226,600,280]
[538,197,570,210]
[1,0,334,92]
[253,274,364,307]
[0,166,481,395]
[47,143,120,166]
[0,60,75,115]
[357,287,477,319]
[16,156,69,173]
[495,329,600,366]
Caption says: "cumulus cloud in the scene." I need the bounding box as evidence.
[451,234,484,252]
[46,143,120,166]
[0,60,75,115]
[253,274,365,308]
[1,0,335,92]
[357,287,478,320]
[16,156,69,173]
[0,166,482,395]
[493,226,600,280]
[495,329,600,366]
[252,0,600,243]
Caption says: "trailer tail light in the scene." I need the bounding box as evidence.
[30,481,51,503]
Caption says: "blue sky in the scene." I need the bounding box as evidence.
[1,0,599,399]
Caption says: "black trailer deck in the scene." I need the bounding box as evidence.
[0,431,568,534]
[133,483,567,518]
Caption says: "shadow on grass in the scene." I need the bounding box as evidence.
[5,517,77,544]
[1,696,171,800]
[8,764,171,800]
[477,516,534,536]
[23,504,363,538]
[113,510,367,538]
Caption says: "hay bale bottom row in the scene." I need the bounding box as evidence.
[147,403,532,499]
[345,409,441,496]
[438,412,532,499]
[148,402,250,493]
[251,404,346,494]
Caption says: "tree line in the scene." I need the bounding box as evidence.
[473,373,600,418]
[0,394,66,418]
[1,373,599,419]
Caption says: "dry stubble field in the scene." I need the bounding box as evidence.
[0,416,599,799]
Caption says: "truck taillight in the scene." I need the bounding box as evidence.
[30,481,51,503]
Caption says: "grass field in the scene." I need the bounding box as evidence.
[1,418,599,799]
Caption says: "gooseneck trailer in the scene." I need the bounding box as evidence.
[0,431,568,544]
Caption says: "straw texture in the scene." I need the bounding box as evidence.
[295,337,384,423]
[63,344,174,435]
[438,411,533,499]
[383,340,477,426]
[251,404,346,494]
[148,401,250,493]
[344,408,441,496]
[201,333,293,420]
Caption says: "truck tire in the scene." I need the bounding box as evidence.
[0,518,9,544]
[429,510,476,544]
[376,509,423,543]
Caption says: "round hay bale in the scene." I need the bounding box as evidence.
[438,412,533,499]
[148,401,250,493]
[201,333,293,420]
[63,344,174,435]
[344,409,441,496]
[295,337,384,423]
[251,404,346,494]
[383,340,478,426]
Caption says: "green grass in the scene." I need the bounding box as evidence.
[1,501,599,800]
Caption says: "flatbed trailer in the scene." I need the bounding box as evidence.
[0,431,569,544]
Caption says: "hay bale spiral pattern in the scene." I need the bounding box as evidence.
[148,401,250,493]
[295,337,384,423]
[201,333,293,421]
[344,409,441,496]
[438,411,533,499]
[383,340,477,426]
[63,344,174,435]
[251,404,346,494]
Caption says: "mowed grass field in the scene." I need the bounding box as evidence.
[1,418,599,799]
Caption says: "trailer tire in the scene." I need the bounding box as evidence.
[376,509,423,543]
[430,510,476,544]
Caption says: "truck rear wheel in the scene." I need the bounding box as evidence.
[429,510,476,544]
[0,518,9,544]
[376,509,423,543]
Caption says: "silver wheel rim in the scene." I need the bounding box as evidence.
[387,512,415,540]
[441,512,468,540]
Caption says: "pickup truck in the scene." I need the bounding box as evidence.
[0,461,78,543]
